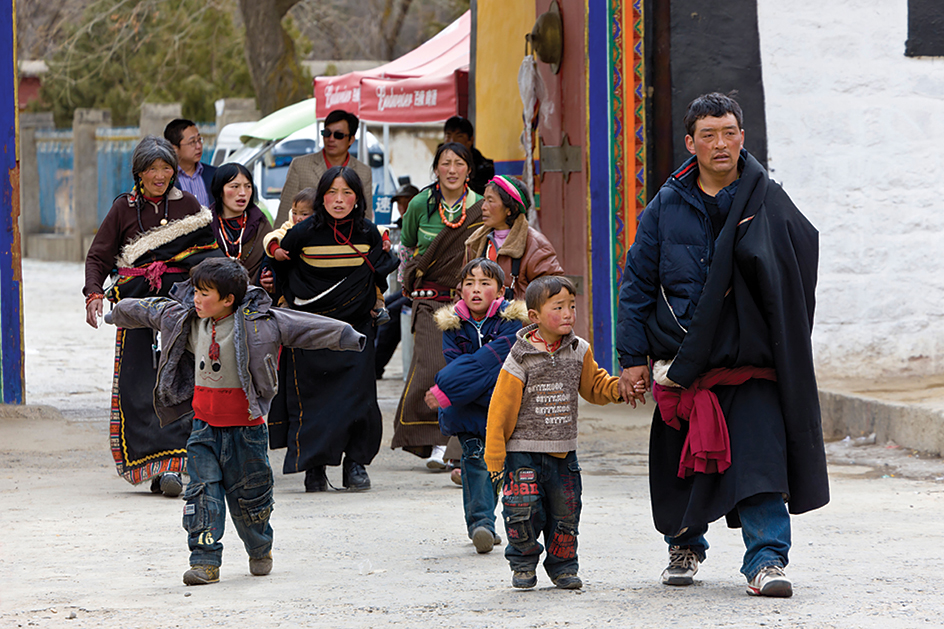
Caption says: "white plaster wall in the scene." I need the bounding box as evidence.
[387,127,440,190]
[758,0,944,379]
[361,125,441,192]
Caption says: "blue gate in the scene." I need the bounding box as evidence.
[34,124,219,232]
[35,129,73,232]
[96,128,138,222]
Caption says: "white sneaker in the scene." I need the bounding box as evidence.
[746,565,793,597]
[425,445,447,470]
[661,545,699,586]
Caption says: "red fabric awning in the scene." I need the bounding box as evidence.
[358,66,468,124]
[314,11,470,123]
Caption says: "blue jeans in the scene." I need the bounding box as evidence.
[666,492,791,580]
[182,419,275,567]
[501,451,582,579]
[458,433,499,537]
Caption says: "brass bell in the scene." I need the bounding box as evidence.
[527,0,563,74]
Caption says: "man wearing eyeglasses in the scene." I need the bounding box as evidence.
[164,118,216,208]
[276,109,373,226]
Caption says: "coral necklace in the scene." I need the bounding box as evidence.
[219,213,246,260]
[527,328,562,354]
[438,185,468,229]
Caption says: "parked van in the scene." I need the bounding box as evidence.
[210,121,255,167]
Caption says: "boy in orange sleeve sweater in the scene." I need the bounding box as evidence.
[485,276,623,590]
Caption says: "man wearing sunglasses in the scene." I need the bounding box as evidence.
[277,109,373,226]
[165,118,217,208]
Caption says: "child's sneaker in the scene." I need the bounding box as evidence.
[661,545,699,586]
[375,307,391,326]
[552,573,583,590]
[183,564,219,585]
[471,526,495,554]
[512,570,537,589]
[249,552,273,576]
[746,565,793,597]
[159,472,183,497]
[425,445,447,470]
[450,467,462,485]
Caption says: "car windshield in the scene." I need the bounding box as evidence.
[260,139,317,199]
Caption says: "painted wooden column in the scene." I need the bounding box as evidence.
[588,0,646,373]
[0,0,25,403]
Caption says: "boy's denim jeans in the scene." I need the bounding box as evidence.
[182,419,275,568]
[458,433,499,537]
[501,451,582,579]
[666,492,791,580]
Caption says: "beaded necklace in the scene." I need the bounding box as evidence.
[438,184,469,229]
[218,213,247,260]
[134,185,169,231]
[527,328,562,354]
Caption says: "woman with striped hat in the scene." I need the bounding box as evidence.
[464,175,564,301]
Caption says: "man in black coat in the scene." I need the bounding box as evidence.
[443,116,494,196]
[616,92,828,598]
[165,118,216,208]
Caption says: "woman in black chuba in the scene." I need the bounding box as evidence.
[268,166,398,491]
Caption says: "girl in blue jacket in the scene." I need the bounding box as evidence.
[425,258,529,554]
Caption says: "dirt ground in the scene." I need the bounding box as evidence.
[2,260,943,628]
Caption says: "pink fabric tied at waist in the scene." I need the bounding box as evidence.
[119,261,186,292]
[653,366,777,479]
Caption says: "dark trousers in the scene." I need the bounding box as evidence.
[458,433,499,537]
[182,419,274,567]
[501,451,582,578]
[375,294,410,378]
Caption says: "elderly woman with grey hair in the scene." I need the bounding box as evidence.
[84,135,222,495]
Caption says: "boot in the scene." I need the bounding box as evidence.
[304,465,328,492]
[342,457,370,491]
[159,472,183,497]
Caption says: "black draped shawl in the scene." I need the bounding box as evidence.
[647,152,829,534]
[279,217,398,325]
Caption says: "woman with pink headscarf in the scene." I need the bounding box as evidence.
[464,175,563,300]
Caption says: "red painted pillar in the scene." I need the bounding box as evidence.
[534,0,590,342]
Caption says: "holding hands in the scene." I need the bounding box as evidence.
[618,365,650,409]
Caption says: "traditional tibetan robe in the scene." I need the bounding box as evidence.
[268,216,398,472]
[84,189,221,485]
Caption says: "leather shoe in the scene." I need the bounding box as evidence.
[304,466,328,492]
[342,457,370,491]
